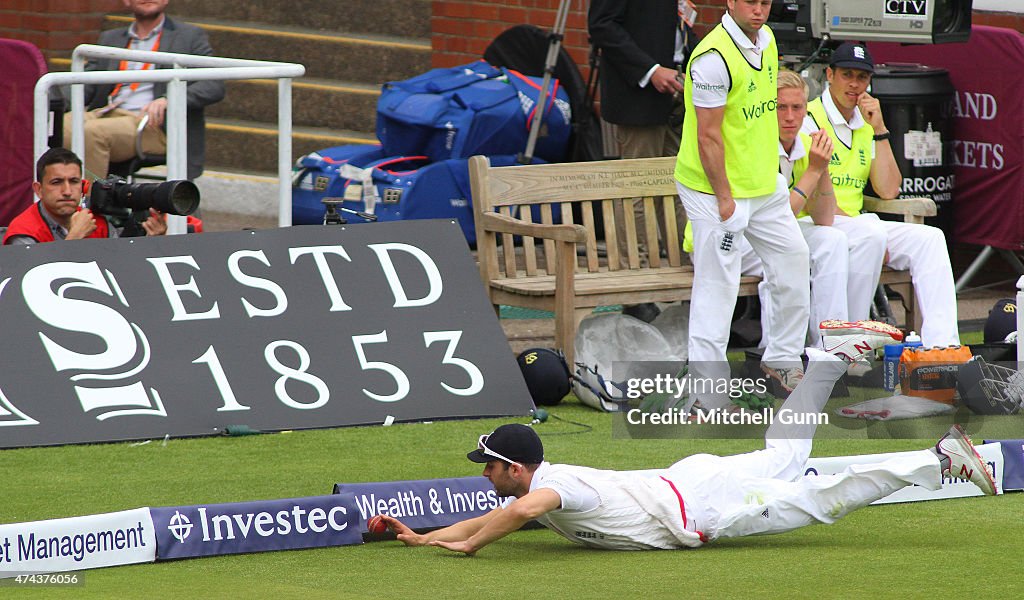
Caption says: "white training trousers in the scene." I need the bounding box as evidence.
[747,216,887,346]
[833,213,959,346]
[679,177,810,409]
[666,349,942,540]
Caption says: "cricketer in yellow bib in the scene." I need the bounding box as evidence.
[675,24,779,198]
[673,1,809,408]
[801,41,960,347]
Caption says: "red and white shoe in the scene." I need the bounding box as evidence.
[819,320,904,363]
[935,424,997,496]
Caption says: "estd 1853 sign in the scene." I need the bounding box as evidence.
[0,220,533,448]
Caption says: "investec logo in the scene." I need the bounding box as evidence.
[741,99,776,121]
[167,505,349,543]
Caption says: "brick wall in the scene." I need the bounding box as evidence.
[0,0,120,63]
[8,1,1021,70]
[431,0,728,74]
[974,10,1024,32]
[431,1,1024,75]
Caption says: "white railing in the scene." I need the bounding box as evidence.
[34,45,305,232]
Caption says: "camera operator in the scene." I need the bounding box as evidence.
[3,148,166,245]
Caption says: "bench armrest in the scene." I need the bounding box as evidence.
[479,212,588,243]
[863,195,936,224]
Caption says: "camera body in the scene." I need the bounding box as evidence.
[770,0,973,57]
[88,176,200,230]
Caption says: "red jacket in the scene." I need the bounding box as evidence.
[3,203,110,244]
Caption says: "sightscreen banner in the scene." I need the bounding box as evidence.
[150,494,362,559]
[0,221,533,448]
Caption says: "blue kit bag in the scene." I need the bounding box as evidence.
[376,60,571,163]
[291,143,387,225]
[292,146,547,245]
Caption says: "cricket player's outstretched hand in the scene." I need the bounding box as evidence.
[378,514,427,546]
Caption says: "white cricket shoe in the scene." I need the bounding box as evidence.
[819,320,904,363]
[760,363,804,393]
[935,424,997,496]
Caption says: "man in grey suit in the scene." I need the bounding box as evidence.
[65,0,224,181]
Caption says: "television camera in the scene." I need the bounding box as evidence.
[769,0,973,73]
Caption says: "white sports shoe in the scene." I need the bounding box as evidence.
[819,320,904,363]
[760,363,804,393]
[935,424,997,496]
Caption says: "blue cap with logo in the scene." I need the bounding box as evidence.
[830,42,875,73]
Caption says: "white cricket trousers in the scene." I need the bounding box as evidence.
[667,349,942,541]
[679,178,809,409]
[832,213,960,346]
[746,216,887,345]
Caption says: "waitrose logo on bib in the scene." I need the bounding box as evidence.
[151,495,362,560]
[742,99,777,121]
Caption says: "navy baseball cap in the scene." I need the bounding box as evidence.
[830,42,874,73]
[467,424,544,465]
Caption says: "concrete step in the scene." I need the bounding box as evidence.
[42,62,380,167]
[207,78,379,135]
[104,15,430,85]
[205,118,377,173]
[170,0,431,39]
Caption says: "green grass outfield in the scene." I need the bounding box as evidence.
[3,395,1023,599]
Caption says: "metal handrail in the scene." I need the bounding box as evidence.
[34,45,306,232]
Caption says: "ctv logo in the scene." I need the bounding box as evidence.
[884,0,927,19]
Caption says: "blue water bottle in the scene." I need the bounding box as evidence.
[904,331,923,349]
[883,343,903,392]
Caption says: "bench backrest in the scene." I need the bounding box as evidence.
[468,155,682,280]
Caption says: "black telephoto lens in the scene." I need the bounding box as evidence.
[117,180,200,216]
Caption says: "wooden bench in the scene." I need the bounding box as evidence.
[863,195,933,337]
[468,155,929,364]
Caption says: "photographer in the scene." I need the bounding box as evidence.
[3,148,166,245]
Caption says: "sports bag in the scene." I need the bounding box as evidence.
[292,148,548,245]
[572,310,688,412]
[376,60,571,162]
[291,144,387,224]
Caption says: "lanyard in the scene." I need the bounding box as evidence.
[678,0,697,30]
[109,30,163,100]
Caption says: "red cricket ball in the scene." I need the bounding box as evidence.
[367,514,388,534]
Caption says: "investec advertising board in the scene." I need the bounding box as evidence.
[335,476,514,531]
[150,495,361,559]
[0,221,533,448]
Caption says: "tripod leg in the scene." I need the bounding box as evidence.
[523,0,572,162]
